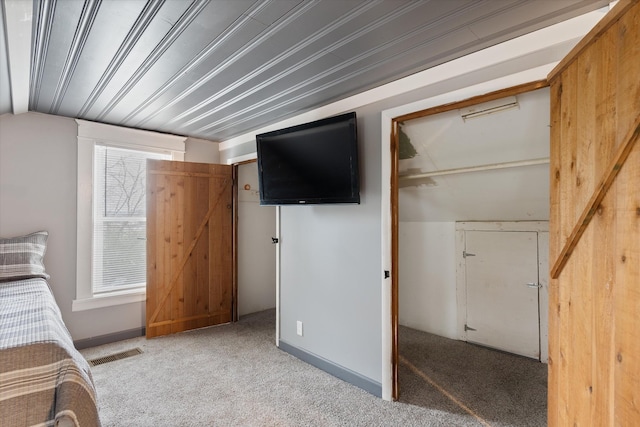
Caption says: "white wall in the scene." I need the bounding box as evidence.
[185,136,220,163]
[0,112,220,340]
[237,162,276,316]
[398,222,457,339]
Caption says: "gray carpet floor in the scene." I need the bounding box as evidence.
[80,309,547,426]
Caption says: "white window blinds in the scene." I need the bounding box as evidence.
[92,145,170,294]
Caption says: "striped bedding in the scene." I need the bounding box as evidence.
[0,278,100,426]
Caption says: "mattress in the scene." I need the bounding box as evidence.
[0,278,100,426]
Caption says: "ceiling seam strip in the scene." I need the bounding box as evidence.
[212,3,608,143]
[208,33,539,137]
[464,0,578,48]
[29,0,56,109]
[104,0,273,124]
[121,0,316,128]
[76,0,166,117]
[200,22,549,138]
[93,0,211,122]
[168,0,437,132]
[192,1,500,135]
[160,0,389,129]
[158,0,485,133]
[469,0,605,42]
[49,0,102,115]
[202,0,573,137]
[175,0,494,135]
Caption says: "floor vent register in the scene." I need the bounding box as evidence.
[88,348,143,366]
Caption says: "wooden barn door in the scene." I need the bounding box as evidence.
[146,160,234,338]
[547,1,640,425]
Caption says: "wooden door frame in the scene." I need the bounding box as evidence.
[232,163,239,321]
[388,80,549,400]
[232,158,281,346]
[231,158,261,322]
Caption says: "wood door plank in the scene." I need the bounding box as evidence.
[161,173,173,336]
[171,173,185,333]
[209,172,221,315]
[591,189,617,426]
[614,143,640,425]
[575,48,597,211]
[146,166,159,338]
[567,47,597,426]
[194,174,210,330]
[182,174,196,330]
[556,62,579,427]
[547,80,562,427]
[616,3,640,150]
[614,7,640,422]
[209,174,232,322]
[568,222,595,426]
[590,26,618,426]
[148,170,170,338]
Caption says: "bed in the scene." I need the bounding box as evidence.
[0,231,100,427]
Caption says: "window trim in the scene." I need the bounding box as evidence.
[73,119,186,312]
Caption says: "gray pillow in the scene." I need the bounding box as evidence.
[0,231,50,282]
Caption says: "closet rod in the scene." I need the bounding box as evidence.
[399,157,550,180]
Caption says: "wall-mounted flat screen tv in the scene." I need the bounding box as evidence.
[256,112,360,205]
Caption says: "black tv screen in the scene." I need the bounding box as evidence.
[256,112,360,205]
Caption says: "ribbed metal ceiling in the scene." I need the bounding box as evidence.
[1,0,609,141]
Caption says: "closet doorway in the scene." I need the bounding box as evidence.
[392,81,551,401]
[236,161,277,318]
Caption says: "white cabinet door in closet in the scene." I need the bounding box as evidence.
[464,230,540,359]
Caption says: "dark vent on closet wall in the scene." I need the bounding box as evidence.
[88,348,143,366]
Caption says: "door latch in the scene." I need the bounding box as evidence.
[526,282,542,288]
[271,237,279,244]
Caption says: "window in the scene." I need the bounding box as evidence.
[93,146,170,294]
[74,120,185,311]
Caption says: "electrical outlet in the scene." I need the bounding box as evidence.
[296,321,303,336]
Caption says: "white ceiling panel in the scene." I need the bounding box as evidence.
[0,0,609,141]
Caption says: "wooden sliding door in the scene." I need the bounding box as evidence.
[547,1,640,425]
[146,160,234,338]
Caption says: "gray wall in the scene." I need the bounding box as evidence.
[0,112,220,340]
[278,109,383,382]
